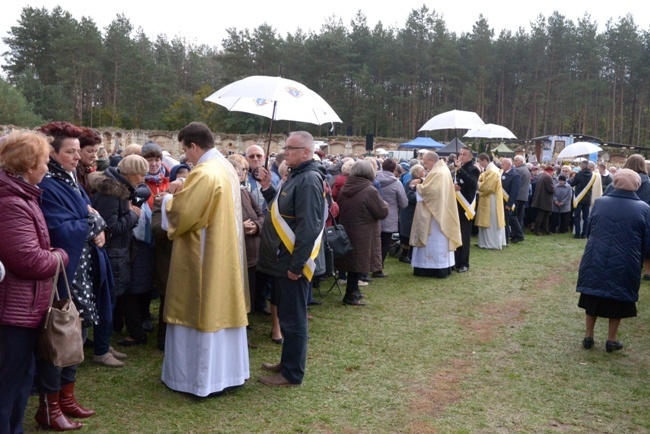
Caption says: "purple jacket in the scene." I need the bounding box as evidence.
[0,171,69,328]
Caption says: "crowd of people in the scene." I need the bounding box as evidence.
[1,123,647,433]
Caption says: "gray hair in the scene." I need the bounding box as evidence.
[501,157,512,166]
[350,159,376,181]
[288,131,315,154]
[514,155,525,164]
[410,164,425,177]
[341,159,356,175]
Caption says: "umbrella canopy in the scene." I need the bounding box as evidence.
[419,109,485,132]
[464,123,516,139]
[205,75,343,125]
[399,137,445,149]
[557,141,602,159]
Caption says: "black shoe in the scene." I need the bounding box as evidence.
[307,300,322,306]
[360,276,373,283]
[343,297,366,306]
[573,235,582,239]
[457,266,469,273]
[399,256,411,264]
[511,237,523,244]
[582,337,594,349]
[372,272,389,278]
[606,340,623,352]
[142,319,154,332]
[257,306,272,316]
[354,290,365,299]
[644,274,650,281]
[270,333,283,345]
[118,336,147,346]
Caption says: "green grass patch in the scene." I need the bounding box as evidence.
[24,232,650,433]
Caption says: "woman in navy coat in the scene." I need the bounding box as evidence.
[576,169,650,352]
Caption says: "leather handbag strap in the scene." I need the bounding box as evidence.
[49,251,73,306]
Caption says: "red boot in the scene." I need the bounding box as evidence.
[35,392,83,431]
[60,382,96,418]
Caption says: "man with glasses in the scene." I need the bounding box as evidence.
[245,144,279,213]
[255,131,326,387]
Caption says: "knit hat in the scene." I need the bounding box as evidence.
[613,168,641,192]
[118,155,149,175]
[141,141,163,159]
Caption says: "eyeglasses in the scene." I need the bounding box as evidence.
[247,154,263,159]
[283,146,306,151]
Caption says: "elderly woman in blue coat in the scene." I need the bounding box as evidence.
[576,168,650,352]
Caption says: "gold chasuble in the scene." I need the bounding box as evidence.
[475,164,506,229]
[164,156,248,333]
[410,160,462,251]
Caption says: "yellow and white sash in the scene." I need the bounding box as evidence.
[573,172,598,208]
[456,191,477,220]
[502,188,515,210]
[270,191,327,281]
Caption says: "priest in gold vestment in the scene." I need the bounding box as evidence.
[409,152,462,278]
[160,122,249,396]
[476,162,507,250]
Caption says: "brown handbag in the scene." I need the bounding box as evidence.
[37,252,84,368]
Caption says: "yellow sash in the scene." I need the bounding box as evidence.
[502,188,516,210]
[573,172,598,208]
[455,191,477,220]
[270,191,327,281]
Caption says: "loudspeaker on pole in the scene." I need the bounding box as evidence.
[365,134,374,151]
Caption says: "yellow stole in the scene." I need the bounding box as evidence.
[270,189,327,281]
[456,191,477,220]
[573,172,598,208]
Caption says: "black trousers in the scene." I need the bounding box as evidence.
[455,214,473,269]
[0,325,39,434]
[534,209,551,234]
[504,208,522,241]
[515,199,527,237]
[380,231,393,265]
[274,275,309,384]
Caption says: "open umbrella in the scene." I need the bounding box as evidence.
[557,141,602,159]
[205,75,342,166]
[419,109,485,132]
[464,123,516,139]
[419,110,485,177]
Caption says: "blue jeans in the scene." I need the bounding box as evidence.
[573,203,590,236]
[93,319,113,356]
[274,275,309,384]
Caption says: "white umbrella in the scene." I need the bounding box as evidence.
[419,109,484,180]
[464,123,516,139]
[557,141,602,159]
[206,76,342,166]
[205,75,342,126]
[419,109,485,132]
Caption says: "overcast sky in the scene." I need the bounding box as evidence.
[1,0,648,71]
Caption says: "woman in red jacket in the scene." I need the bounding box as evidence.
[0,131,70,434]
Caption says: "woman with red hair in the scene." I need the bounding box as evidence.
[35,122,114,431]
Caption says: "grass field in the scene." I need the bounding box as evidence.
[25,231,650,433]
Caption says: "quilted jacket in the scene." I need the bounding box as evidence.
[0,170,69,327]
[576,189,650,302]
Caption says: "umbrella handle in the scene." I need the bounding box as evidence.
[265,101,277,168]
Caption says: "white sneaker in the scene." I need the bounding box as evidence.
[358,280,368,286]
